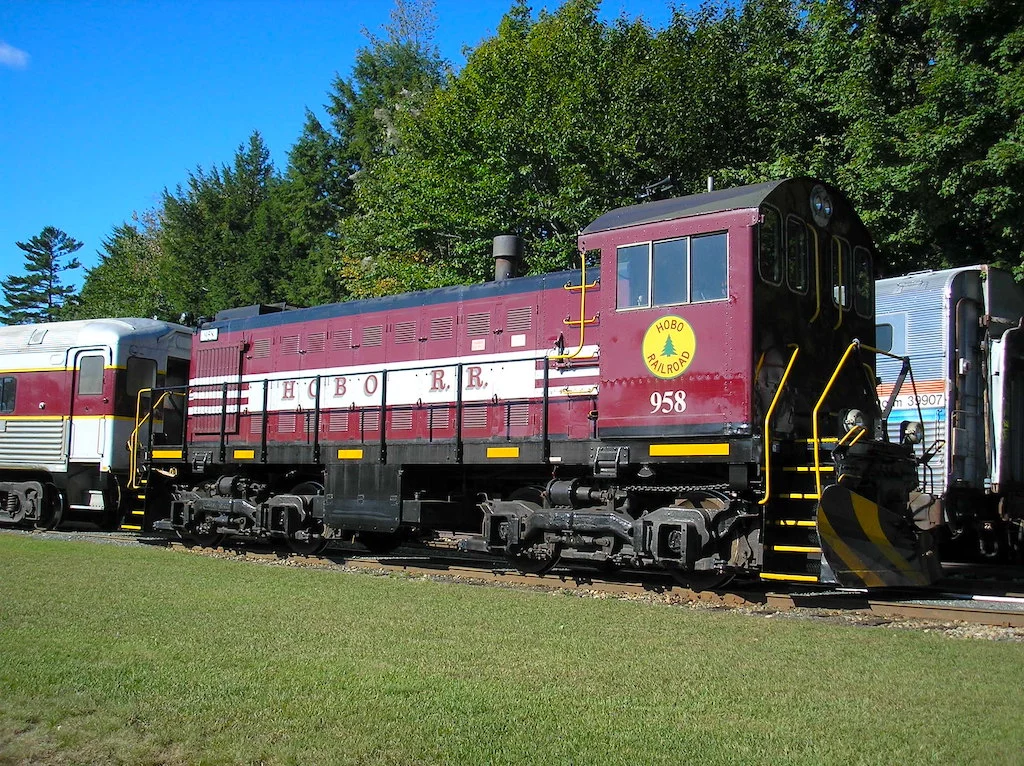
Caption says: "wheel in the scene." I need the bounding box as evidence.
[34,483,64,530]
[506,542,562,575]
[669,569,734,591]
[177,530,225,549]
[358,531,406,554]
[287,481,329,554]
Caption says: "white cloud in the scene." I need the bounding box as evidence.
[0,42,29,69]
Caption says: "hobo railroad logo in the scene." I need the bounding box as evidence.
[642,315,696,379]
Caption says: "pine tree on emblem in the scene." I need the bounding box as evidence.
[661,334,677,358]
[1,227,83,325]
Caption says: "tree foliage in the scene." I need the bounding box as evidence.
[67,213,175,321]
[61,0,1024,319]
[1,227,82,325]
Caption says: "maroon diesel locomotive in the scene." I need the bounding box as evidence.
[135,178,939,588]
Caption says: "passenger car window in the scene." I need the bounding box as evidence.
[0,377,16,413]
[876,323,894,353]
[77,355,105,396]
[126,357,157,398]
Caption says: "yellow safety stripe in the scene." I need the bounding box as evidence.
[772,545,822,554]
[782,466,835,472]
[337,449,364,459]
[487,447,520,459]
[233,449,256,460]
[778,493,821,500]
[151,449,183,459]
[121,524,142,531]
[849,491,928,586]
[649,443,730,457]
[759,572,819,583]
[816,507,886,588]
[772,520,817,527]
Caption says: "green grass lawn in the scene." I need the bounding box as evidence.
[0,534,1021,765]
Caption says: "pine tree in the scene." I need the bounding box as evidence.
[661,335,677,358]
[1,227,83,325]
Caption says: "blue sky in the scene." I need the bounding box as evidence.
[0,0,677,292]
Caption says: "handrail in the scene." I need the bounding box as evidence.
[812,341,860,497]
[759,345,800,506]
[129,388,183,489]
[832,244,844,330]
[551,249,598,361]
[807,221,822,324]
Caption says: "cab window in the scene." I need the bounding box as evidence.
[616,232,727,310]
[0,377,16,413]
[758,207,783,285]
[786,216,809,294]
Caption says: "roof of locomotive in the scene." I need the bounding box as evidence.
[0,317,190,354]
[582,178,788,234]
[207,267,587,333]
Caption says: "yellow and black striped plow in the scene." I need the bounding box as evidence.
[816,485,941,588]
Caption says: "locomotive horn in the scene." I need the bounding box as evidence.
[493,235,524,281]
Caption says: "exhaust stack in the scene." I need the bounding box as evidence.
[493,235,524,281]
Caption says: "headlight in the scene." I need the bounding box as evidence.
[843,408,868,432]
[901,421,924,445]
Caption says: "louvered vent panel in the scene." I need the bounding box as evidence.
[361,411,380,431]
[332,329,353,350]
[250,413,264,435]
[430,316,454,340]
[390,411,413,430]
[506,307,533,332]
[306,332,327,354]
[251,338,271,359]
[428,408,450,430]
[508,403,530,428]
[281,335,300,355]
[195,346,239,377]
[328,412,349,432]
[394,321,417,344]
[462,408,488,429]
[466,312,491,337]
[363,326,383,347]
[0,420,66,464]
[278,413,297,433]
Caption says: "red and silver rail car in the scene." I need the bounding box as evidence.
[142,178,938,587]
[0,318,191,529]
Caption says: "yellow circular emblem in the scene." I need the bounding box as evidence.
[642,316,696,379]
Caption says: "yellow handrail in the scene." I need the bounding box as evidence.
[812,341,860,497]
[551,249,598,361]
[128,388,182,489]
[759,345,800,506]
[807,221,822,324]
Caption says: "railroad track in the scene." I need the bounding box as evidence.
[9,528,1024,630]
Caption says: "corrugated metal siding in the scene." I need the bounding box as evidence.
[0,419,67,466]
[876,271,958,495]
